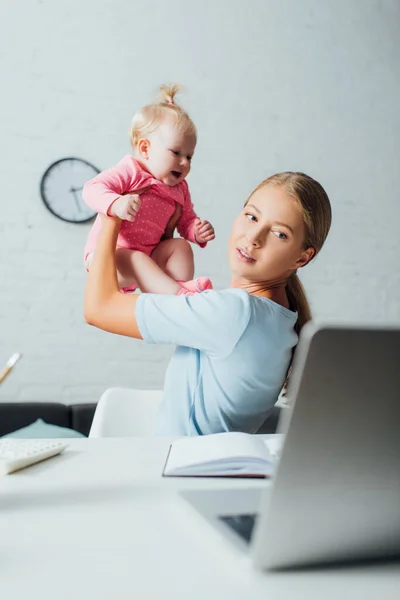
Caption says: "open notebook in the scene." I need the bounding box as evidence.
[162,432,284,478]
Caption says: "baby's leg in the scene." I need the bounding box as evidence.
[151,239,212,295]
[115,248,180,294]
[151,238,194,282]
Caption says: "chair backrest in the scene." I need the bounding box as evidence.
[89,387,163,438]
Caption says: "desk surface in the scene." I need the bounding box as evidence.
[1,438,399,600]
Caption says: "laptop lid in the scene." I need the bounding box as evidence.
[251,322,400,570]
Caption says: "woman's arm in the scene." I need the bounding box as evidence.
[84,214,143,339]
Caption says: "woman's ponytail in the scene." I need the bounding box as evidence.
[286,271,312,336]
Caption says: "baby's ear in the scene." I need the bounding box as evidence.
[137,138,150,159]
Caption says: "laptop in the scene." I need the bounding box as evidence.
[180,322,400,570]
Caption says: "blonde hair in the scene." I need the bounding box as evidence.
[246,172,332,397]
[247,172,332,336]
[129,84,197,148]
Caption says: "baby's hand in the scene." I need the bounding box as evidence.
[108,193,141,222]
[194,219,215,244]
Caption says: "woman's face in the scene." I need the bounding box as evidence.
[228,184,312,285]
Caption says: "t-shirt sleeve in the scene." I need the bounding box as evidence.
[136,289,251,360]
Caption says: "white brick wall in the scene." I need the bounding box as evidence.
[1,0,399,403]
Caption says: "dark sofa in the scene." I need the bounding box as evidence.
[0,402,97,437]
[0,402,281,437]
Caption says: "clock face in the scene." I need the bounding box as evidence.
[40,157,100,223]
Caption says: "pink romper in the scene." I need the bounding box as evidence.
[83,155,205,291]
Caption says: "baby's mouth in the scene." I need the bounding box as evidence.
[171,170,181,179]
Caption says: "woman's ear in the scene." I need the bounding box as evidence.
[295,247,315,269]
[137,138,150,159]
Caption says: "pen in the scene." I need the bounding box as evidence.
[0,353,21,385]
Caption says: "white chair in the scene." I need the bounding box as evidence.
[89,387,163,438]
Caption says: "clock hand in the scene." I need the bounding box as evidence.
[70,188,82,212]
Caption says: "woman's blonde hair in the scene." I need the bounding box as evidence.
[247,172,331,396]
[247,172,332,336]
[129,84,196,148]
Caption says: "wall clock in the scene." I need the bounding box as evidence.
[40,157,100,223]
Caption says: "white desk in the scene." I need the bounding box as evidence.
[1,438,399,600]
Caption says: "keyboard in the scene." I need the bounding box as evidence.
[0,439,68,475]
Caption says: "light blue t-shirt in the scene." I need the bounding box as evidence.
[136,289,298,436]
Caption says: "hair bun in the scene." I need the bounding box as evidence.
[159,84,182,106]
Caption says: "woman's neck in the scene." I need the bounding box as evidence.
[230,276,290,308]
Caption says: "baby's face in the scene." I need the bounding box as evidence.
[142,120,196,186]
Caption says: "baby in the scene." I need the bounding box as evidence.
[83,84,215,295]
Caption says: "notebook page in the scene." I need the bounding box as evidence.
[165,432,269,473]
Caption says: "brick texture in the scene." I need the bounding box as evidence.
[1,1,399,403]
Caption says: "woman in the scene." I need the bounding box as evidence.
[84,172,332,435]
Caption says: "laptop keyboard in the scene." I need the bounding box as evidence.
[219,513,258,543]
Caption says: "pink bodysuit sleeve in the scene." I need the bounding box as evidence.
[82,156,143,215]
[176,181,207,248]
